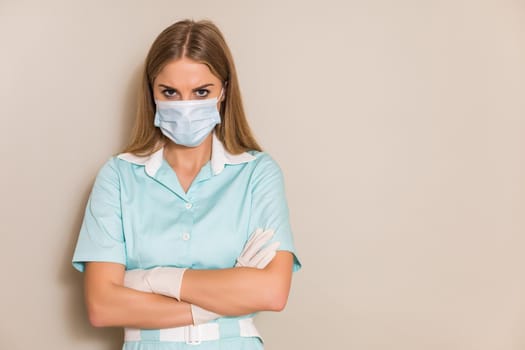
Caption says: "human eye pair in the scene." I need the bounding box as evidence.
[161,88,210,99]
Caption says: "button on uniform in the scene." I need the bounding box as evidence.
[72,130,301,276]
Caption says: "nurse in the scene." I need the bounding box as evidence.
[72,19,301,349]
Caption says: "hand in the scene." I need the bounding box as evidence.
[143,266,187,301]
[124,267,186,299]
[236,228,281,268]
[126,228,281,324]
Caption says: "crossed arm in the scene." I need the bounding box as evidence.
[84,251,293,329]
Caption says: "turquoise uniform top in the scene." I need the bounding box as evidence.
[72,130,301,272]
[71,130,301,348]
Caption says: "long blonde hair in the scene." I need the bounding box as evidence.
[121,19,262,156]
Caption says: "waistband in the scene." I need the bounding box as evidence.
[124,317,261,345]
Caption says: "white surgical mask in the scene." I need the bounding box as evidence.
[154,89,224,147]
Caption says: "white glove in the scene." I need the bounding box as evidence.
[190,304,223,325]
[191,228,280,325]
[236,228,281,268]
[123,268,217,325]
[124,228,281,324]
[123,269,152,292]
[143,266,187,300]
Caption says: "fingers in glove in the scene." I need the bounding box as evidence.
[239,228,262,256]
[255,251,278,269]
[242,228,275,260]
[243,228,270,255]
[191,304,222,325]
[235,256,248,267]
[250,241,281,268]
[236,239,279,268]
[237,228,263,257]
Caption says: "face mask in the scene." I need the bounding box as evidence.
[154,89,223,147]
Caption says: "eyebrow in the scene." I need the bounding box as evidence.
[158,83,215,90]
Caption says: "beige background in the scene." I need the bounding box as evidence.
[1,0,524,349]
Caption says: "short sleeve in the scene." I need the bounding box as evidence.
[248,153,301,272]
[71,157,126,272]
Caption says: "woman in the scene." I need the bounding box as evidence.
[71,19,301,349]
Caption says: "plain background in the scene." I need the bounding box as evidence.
[1,0,524,349]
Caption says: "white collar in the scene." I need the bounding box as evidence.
[116,131,256,177]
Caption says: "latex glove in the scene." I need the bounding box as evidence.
[143,266,187,301]
[236,228,281,268]
[123,268,219,325]
[123,269,152,293]
[144,228,280,303]
[191,227,280,325]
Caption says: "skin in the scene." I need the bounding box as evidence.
[84,57,294,328]
[154,57,224,192]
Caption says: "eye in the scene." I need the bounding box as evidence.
[195,89,209,98]
[162,89,177,98]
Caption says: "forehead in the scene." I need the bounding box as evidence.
[155,57,220,87]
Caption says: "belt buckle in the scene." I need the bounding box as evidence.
[184,324,201,345]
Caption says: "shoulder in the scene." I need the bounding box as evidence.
[89,156,122,189]
[98,153,145,176]
[245,150,287,189]
[91,153,150,192]
[246,150,284,175]
[93,154,140,184]
[93,156,118,176]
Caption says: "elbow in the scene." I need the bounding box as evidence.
[83,263,126,327]
[269,295,288,312]
[263,287,290,312]
[88,315,106,328]
[86,290,117,328]
[87,307,104,328]
[261,269,293,311]
[87,302,111,328]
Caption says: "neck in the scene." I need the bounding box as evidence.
[163,133,213,173]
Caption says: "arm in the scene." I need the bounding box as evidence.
[72,160,192,328]
[123,228,283,325]
[145,154,301,317]
[84,262,193,328]
[180,251,294,315]
[177,154,301,315]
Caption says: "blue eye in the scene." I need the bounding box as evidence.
[195,89,209,98]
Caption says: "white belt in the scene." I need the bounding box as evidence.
[124,318,261,345]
